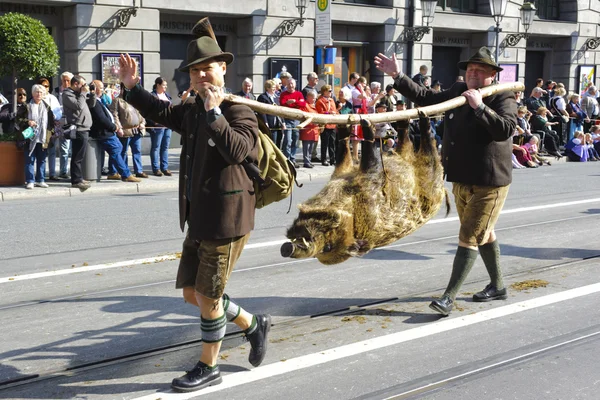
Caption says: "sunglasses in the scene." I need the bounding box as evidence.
[18,93,27,96]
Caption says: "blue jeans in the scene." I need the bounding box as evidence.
[58,137,71,176]
[25,143,47,183]
[47,138,57,177]
[102,135,131,178]
[150,128,172,172]
[282,120,299,163]
[118,135,143,174]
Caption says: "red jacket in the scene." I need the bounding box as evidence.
[300,103,320,141]
[279,90,306,110]
[315,96,338,130]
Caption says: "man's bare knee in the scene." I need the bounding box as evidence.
[182,287,198,305]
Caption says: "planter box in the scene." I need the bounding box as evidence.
[0,142,25,186]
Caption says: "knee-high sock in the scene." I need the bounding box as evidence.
[201,314,227,343]
[443,246,479,300]
[222,294,241,321]
[478,240,504,289]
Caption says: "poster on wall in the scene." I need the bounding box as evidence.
[101,53,143,86]
[577,65,596,94]
[498,64,519,84]
[269,58,302,82]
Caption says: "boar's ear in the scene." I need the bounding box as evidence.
[348,239,371,257]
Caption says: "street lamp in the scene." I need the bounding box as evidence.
[402,0,438,42]
[489,0,508,63]
[502,2,537,49]
[281,0,307,36]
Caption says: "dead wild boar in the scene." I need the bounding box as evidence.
[281,117,449,265]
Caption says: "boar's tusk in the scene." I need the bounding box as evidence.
[281,242,295,257]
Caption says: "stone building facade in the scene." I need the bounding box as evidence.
[0,0,598,100]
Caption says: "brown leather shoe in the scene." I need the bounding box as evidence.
[122,175,141,183]
[161,169,172,176]
[107,173,121,180]
[135,172,149,178]
[153,170,163,177]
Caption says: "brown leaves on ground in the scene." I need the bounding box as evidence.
[510,279,549,291]
[341,315,367,324]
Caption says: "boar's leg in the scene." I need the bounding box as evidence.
[394,120,414,158]
[359,120,378,173]
[333,125,354,176]
[417,115,436,155]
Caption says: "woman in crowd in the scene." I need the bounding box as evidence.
[584,133,600,161]
[530,106,563,158]
[514,91,524,107]
[566,93,589,141]
[514,106,533,145]
[315,84,337,166]
[17,85,55,189]
[564,131,588,162]
[523,135,551,166]
[548,86,569,145]
[300,90,320,168]
[149,77,172,176]
[36,78,62,181]
[257,79,284,148]
[0,87,28,134]
[336,88,353,115]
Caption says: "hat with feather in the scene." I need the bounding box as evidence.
[179,17,234,73]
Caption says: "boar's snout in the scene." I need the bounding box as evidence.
[281,242,296,257]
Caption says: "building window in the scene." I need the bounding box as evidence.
[534,0,559,20]
[438,0,477,13]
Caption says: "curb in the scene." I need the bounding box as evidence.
[0,168,334,202]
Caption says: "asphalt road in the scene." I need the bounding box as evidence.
[1,161,600,400]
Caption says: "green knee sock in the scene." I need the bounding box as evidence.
[478,240,504,289]
[443,246,479,300]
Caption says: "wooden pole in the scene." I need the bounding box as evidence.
[224,81,525,126]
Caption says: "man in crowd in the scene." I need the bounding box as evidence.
[53,71,74,179]
[581,86,599,133]
[344,72,359,91]
[88,80,140,183]
[302,72,319,99]
[382,84,398,111]
[526,87,553,119]
[280,78,306,167]
[236,78,256,100]
[118,18,271,392]
[279,71,292,92]
[62,75,94,191]
[375,46,517,316]
[412,64,428,87]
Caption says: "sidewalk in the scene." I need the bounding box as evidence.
[0,148,335,202]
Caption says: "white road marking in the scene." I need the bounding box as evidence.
[2,197,600,284]
[129,282,600,399]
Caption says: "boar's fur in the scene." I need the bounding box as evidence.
[281,116,449,265]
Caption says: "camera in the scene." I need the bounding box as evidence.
[88,83,96,92]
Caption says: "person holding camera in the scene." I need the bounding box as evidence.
[89,80,141,183]
[62,75,95,191]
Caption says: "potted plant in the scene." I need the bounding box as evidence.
[0,12,59,186]
[0,131,25,186]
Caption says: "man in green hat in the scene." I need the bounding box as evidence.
[375,46,517,316]
[117,20,271,392]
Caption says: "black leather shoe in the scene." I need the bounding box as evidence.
[246,314,272,367]
[473,284,508,302]
[171,362,222,392]
[429,296,453,316]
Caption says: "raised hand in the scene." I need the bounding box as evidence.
[374,53,402,79]
[118,53,140,90]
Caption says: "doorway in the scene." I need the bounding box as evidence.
[525,51,545,95]
[432,46,462,89]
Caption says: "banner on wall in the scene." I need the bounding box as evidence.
[578,65,596,94]
[498,64,519,84]
[101,53,143,86]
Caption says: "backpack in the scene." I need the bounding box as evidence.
[242,117,302,209]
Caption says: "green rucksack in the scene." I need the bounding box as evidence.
[243,118,302,209]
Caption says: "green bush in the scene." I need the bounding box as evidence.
[0,12,60,81]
